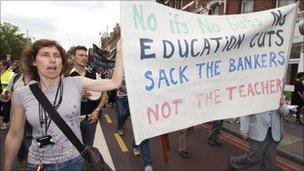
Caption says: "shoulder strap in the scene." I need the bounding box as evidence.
[11,73,22,91]
[29,83,85,153]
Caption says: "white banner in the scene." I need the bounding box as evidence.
[121,1,298,144]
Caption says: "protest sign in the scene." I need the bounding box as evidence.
[121,1,298,144]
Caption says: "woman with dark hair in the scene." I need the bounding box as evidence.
[291,72,304,122]
[4,39,123,171]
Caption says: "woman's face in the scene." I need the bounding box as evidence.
[34,46,63,80]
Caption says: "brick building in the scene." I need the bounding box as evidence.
[156,0,304,91]
[156,0,303,14]
[100,23,121,60]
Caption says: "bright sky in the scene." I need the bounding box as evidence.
[0,1,120,50]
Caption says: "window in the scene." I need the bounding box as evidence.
[181,0,184,9]
[241,0,254,13]
[195,0,199,8]
[286,64,299,85]
[290,43,301,59]
[277,0,296,7]
[171,0,175,7]
[208,5,220,15]
[286,43,302,85]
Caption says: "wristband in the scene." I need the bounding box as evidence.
[94,108,101,112]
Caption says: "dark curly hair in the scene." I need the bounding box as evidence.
[21,39,67,81]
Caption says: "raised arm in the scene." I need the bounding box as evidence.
[83,39,124,92]
[3,92,26,171]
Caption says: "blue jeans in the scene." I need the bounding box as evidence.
[80,116,98,146]
[27,155,84,171]
[132,139,152,167]
[115,97,129,130]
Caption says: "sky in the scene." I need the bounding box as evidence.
[0,1,121,50]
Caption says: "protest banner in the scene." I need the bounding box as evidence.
[89,44,115,68]
[120,1,298,144]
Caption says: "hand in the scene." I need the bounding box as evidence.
[241,132,248,140]
[0,90,11,102]
[0,93,8,100]
[200,123,209,129]
[82,90,91,100]
[88,111,99,123]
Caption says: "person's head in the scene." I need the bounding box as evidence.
[297,72,304,81]
[2,61,10,70]
[21,39,67,81]
[70,46,88,68]
[12,60,19,68]
[96,67,103,73]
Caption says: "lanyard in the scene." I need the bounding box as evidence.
[39,79,63,135]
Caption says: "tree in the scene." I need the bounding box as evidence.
[0,22,28,61]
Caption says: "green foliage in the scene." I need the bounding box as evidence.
[0,22,29,60]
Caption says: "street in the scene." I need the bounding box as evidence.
[1,106,303,170]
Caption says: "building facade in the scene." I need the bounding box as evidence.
[100,23,121,61]
[157,0,304,91]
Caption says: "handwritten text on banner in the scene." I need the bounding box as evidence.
[120,1,297,144]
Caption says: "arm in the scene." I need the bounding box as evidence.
[89,92,108,123]
[294,82,304,98]
[296,91,304,98]
[83,39,123,92]
[3,92,26,171]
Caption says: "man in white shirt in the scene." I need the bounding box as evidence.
[69,45,108,146]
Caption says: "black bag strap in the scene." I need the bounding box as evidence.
[29,83,86,154]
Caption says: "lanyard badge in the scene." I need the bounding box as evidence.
[36,135,54,148]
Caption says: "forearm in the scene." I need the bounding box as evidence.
[83,39,124,92]
[100,92,108,107]
[111,50,123,88]
[95,92,108,113]
[297,91,304,98]
[4,131,23,171]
